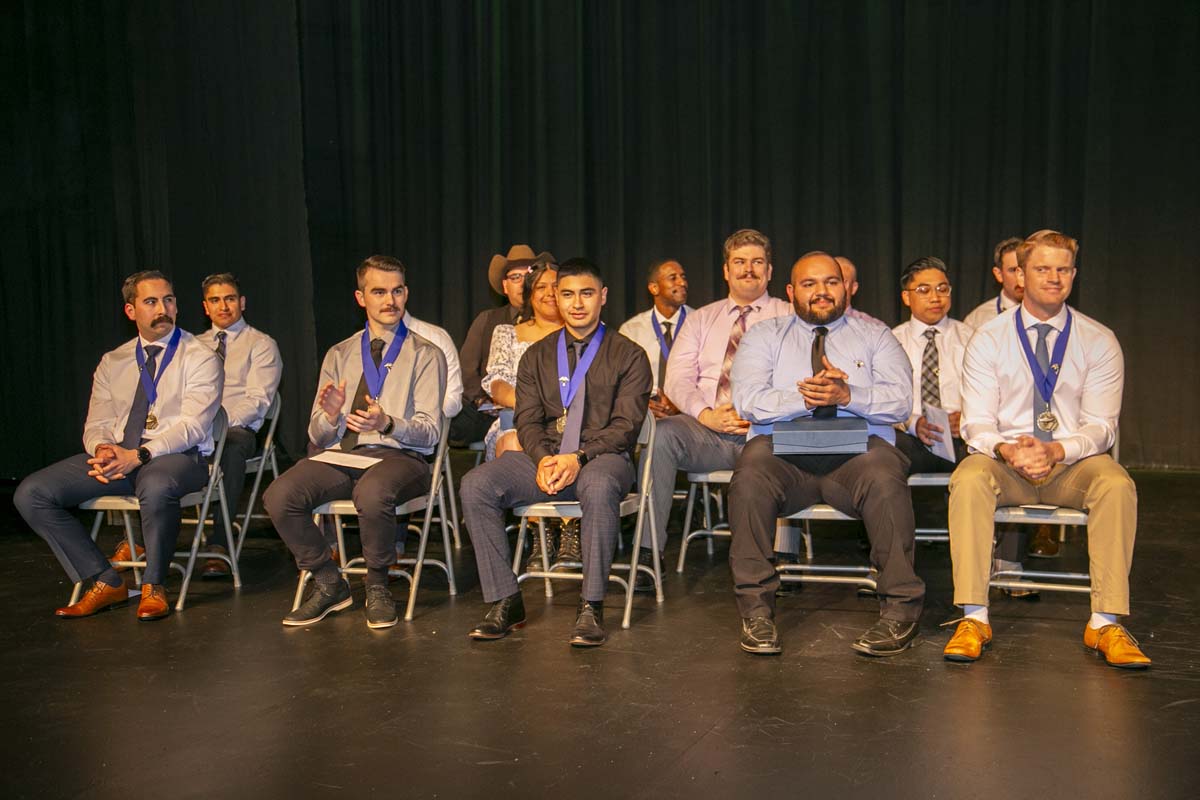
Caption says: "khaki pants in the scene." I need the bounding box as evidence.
[948,454,1137,614]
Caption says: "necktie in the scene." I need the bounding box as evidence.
[715,305,752,406]
[559,341,587,454]
[215,331,227,361]
[1033,323,1054,442]
[657,320,673,389]
[920,328,941,411]
[811,326,836,419]
[121,345,162,449]
[341,337,385,451]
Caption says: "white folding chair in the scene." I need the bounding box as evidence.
[675,470,732,572]
[438,451,463,548]
[989,505,1091,594]
[510,415,663,629]
[234,393,282,559]
[291,419,457,621]
[69,408,240,611]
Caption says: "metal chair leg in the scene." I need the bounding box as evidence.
[676,483,699,573]
[538,518,553,597]
[442,455,462,548]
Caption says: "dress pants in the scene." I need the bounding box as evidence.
[643,414,745,552]
[461,450,635,603]
[15,451,208,585]
[208,425,258,549]
[948,453,1136,614]
[263,447,430,576]
[728,435,925,621]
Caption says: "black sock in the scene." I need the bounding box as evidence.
[365,567,389,587]
[312,560,341,587]
[95,569,123,589]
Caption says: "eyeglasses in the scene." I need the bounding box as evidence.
[910,284,952,296]
[503,271,529,284]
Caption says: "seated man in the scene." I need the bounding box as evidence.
[195,272,282,577]
[728,252,922,657]
[264,255,446,630]
[963,236,1023,329]
[643,230,791,582]
[944,230,1149,668]
[15,270,222,620]
[618,258,694,419]
[461,258,651,647]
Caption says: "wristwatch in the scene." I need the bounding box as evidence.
[136,446,152,465]
[381,416,395,436]
[574,449,588,467]
[993,443,1007,463]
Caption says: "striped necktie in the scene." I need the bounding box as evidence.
[714,305,752,407]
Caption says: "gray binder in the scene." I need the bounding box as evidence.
[771,416,869,455]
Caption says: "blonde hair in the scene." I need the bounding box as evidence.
[1016,230,1078,268]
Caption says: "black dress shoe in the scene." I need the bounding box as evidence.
[633,548,663,593]
[469,592,526,640]
[740,616,782,655]
[851,617,919,657]
[569,599,606,647]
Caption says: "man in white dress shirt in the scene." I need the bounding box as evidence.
[15,271,223,621]
[195,273,282,577]
[617,258,694,419]
[963,236,1023,330]
[943,230,1149,668]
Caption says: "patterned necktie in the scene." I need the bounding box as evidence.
[559,341,587,454]
[341,337,385,451]
[811,326,836,419]
[920,328,941,411]
[121,345,162,449]
[1033,323,1054,442]
[657,320,673,389]
[714,305,752,406]
[215,331,227,361]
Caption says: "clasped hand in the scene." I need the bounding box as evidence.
[537,454,581,495]
[797,355,851,409]
[1002,435,1063,482]
[699,403,750,435]
[319,379,389,434]
[87,443,140,484]
[648,389,680,420]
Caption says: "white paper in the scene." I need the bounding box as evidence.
[311,449,383,470]
[924,406,956,464]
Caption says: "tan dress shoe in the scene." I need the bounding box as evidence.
[56,581,129,618]
[943,618,993,662]
[136,584,171,621]
[1027,524,1060,558]
[1084,623,1151,669]
[110,540,146,572]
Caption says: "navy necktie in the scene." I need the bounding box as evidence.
[121,345,162,449]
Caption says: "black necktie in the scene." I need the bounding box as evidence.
[341,338,385,451]
[215,331,227,361]
[811,326,836,419]
[657,321,673,388]
[121,345,162,449]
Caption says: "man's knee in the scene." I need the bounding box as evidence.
[1088,459,1137,503]
[730,438,776,494]
[577,464,625,505]
[13,476,44,519]
[949,454,996,495]
[263,472,303,518]
[652,416,691,465]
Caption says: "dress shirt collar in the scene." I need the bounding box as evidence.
[652,306,684,326]
[790,312,849,335]
[999,292,1020,311]
[210,317,247,339]
[564,324,600,348]
[367,321,402,346]
[139,326,176,351]
[1020,302,1070,333]
[725,291,772,314]
[905,315,951,338]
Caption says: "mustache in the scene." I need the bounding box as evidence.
[808,294,834,305]
[151,314,174,325]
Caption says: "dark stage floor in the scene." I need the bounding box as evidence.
[2,464,1199,799]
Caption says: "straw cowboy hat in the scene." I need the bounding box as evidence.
[488,244,556,295]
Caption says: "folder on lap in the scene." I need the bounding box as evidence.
[771,417,869,455]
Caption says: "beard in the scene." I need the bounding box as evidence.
[794,293,846,325]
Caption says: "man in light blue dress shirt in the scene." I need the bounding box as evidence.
[728,252,924,657]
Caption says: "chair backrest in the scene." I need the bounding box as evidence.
[257,392,282,457]
[208,407,230,471]
[427,416,452,500]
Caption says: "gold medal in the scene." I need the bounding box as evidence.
[1036,410,1059,433]
[145,413,158,430]
[556,414,567,434]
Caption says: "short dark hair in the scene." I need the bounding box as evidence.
[992,237,1022,269]
[201,272,240,294]
[645,258,678,285]
[356,254,406,289]
[901,256,949,288]
[518,262,558,322]
[122,270,171,304]
[557,257,604,287]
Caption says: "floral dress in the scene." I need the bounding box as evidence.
[481,324,536,460]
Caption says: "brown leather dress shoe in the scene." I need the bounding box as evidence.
[202,545,232,578]
[943,618,993,662]
[136,584,171,621]
[110,540,146,572]
[1027,524,1060,558]
[56,581,129,618]
[1084,623,1151,669]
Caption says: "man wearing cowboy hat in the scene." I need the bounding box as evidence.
[450,244,556,446]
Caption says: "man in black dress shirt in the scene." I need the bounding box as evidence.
[461,258,652,647]
[449,244,554,446]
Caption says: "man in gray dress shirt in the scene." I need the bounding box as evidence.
[264,255,447,630]
[728,252,923,657]
[196,273,282,577]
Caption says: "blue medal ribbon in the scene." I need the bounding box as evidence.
[557,323,606,411]
[135,326,182,406]
[650,308,686,361]
[1014,307,1072,406]
[996,295,1004,314]
[361,320,408,400]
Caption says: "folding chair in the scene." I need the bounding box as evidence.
[988,505,1091,594]
[675,470,732,572]
[438,451,463,548]
[233,393,282,559]
[69,408,240,611]
[511,415,663,629]
[291,419,457,621]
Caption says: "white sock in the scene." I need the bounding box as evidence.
[964,604,989,625]
[1089,612,1118,630]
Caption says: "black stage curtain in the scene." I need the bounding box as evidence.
[4,1,1197,477]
